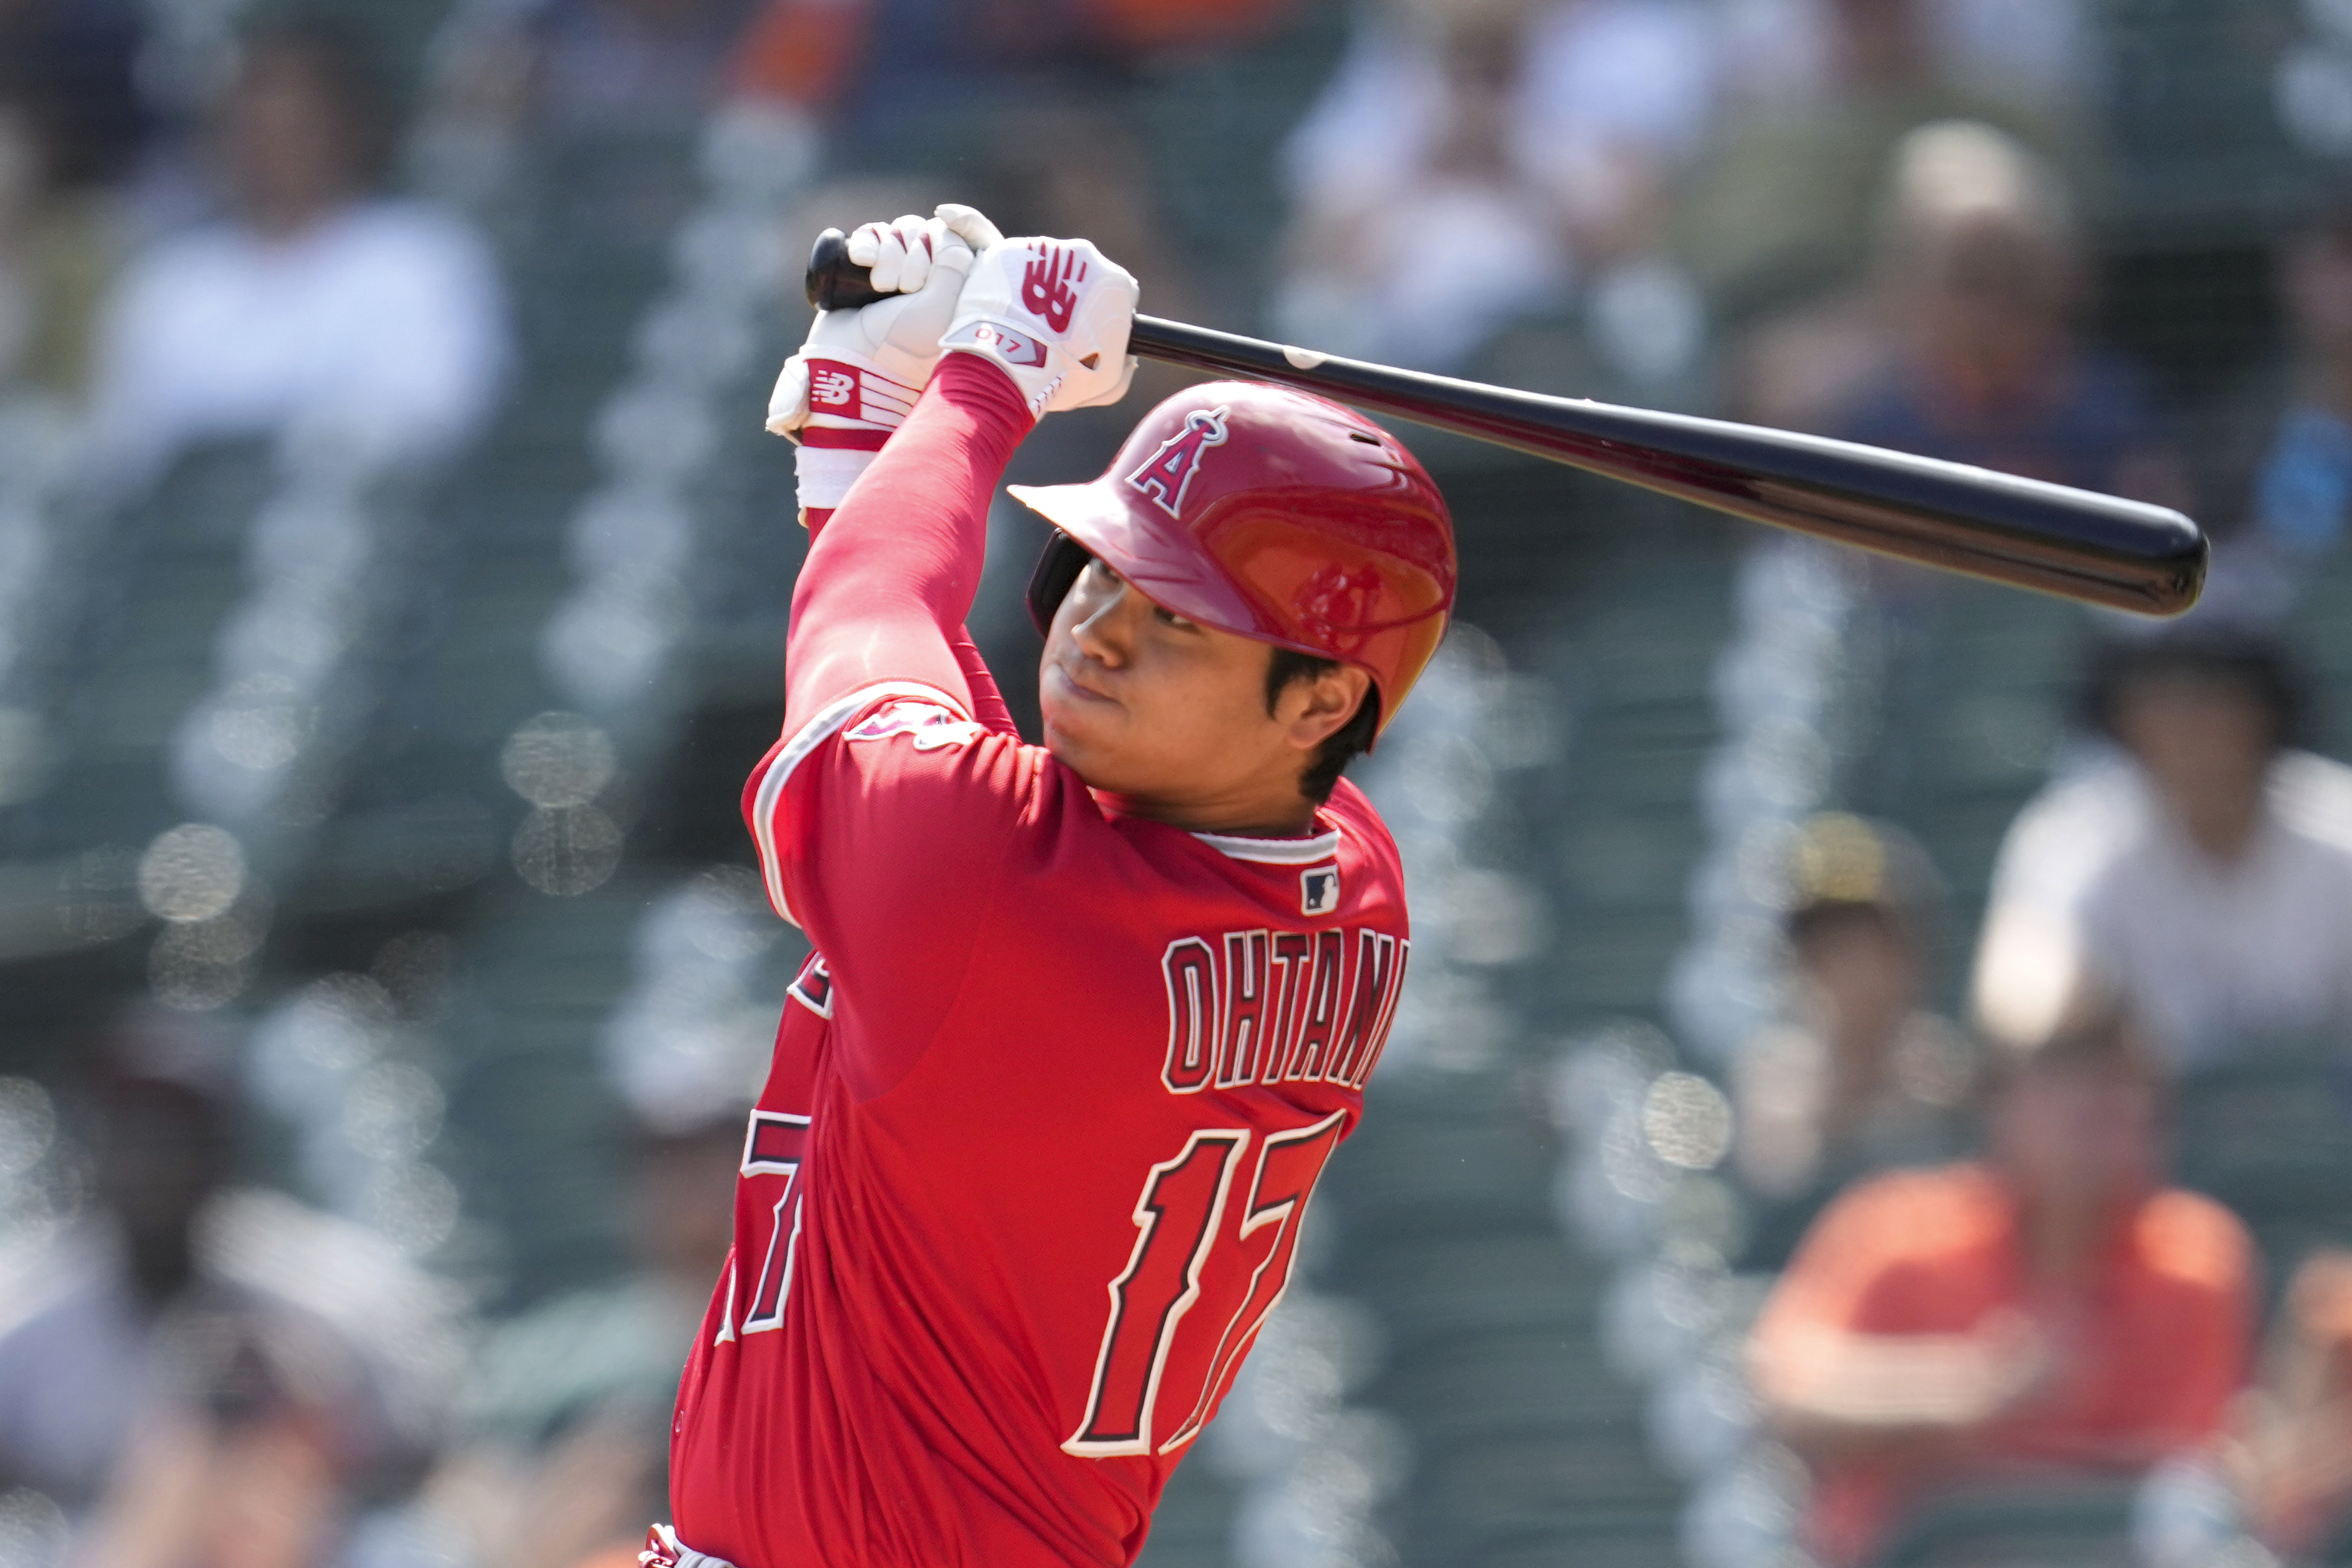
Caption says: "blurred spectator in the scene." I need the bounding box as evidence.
[0,1011,452,1562]
[433,0,763,150]
[0,0,149,192]
[531,0,761,137]
[722,0,1255,328]
[2230,1250,2352,1560]
[2188,195,2352,616]
[81,24,510,490]
[1807,122,2183,505]
[422,1103,742,1568]
[1271,0,1720,370]
[0,41,136,403]
[1972,633,2352,1072]
[1750,1009,2255,1567]
[1677,0,2097,362]
[1732,814,1974,1268]
[1735,118,2184,523]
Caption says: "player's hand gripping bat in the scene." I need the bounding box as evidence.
[806,229,2206,615]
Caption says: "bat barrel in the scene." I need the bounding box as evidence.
[1130,316,2205,618]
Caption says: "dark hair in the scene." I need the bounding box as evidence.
[2085,631,2303,751]
[1266,649,1378,806]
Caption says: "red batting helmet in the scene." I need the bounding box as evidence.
[1010,381,1457,737]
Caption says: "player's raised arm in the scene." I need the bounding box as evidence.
[776,207,1137,739]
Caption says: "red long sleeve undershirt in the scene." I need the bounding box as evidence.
[788,352,1031,739]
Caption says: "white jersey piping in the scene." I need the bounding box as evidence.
[1190,827,1343,865]
[748,679,972,925]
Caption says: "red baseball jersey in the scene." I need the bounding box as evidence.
[666,355,1415,1568]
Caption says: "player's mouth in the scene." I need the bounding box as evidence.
[1044,659,1119,709]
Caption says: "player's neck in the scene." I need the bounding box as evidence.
[1098,783,1321,839]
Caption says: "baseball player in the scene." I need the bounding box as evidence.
[649,204,1456,1568]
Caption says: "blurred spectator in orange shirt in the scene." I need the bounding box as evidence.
[1750,1010,2256,1567]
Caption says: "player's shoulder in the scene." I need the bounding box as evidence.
[1320,778,1405,879]
[751,681,1020,799]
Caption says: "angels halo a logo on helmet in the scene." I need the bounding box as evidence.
[1125,405,1230,519]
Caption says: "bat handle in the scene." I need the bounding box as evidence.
[806,227,891,312]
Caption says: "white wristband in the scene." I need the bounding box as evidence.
[798,446,878,511]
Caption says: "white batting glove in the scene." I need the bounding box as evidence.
[941,233,1137,420]
[765,207,1001,511]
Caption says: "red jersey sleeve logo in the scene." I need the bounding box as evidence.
[1125,406,1229,518]
[844,699,984,752]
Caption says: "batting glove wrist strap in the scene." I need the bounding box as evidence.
[942,236,1137,420]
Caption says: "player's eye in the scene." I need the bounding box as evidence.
[1152,604,1195,629]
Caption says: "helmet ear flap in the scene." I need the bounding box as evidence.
[1026,530,1092,636]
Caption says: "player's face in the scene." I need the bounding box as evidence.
[1039,558,1366,834]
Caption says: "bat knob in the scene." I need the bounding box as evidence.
[805,227,890,312]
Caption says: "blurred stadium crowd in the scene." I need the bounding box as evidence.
[4,1,2352,1567]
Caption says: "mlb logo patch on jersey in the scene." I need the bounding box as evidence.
[1300,864,1341,917]
[846,700,983,752]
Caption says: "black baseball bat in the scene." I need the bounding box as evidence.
[805,229,2205,616]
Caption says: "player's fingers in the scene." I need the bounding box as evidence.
[936,203,1004,253]
[866,221,911,294]
[844,221,887,269]
[891,214,937,294]
[764,353,811,437]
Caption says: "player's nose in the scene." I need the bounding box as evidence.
[1070,586,1140,666]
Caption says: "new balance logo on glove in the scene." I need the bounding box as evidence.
[1021,244,1087,332]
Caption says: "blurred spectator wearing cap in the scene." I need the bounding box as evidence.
[1972,633,2352,1073]
[1271,0,1720,373]
[1750,1008,2256,1567]
[421,1102,743,1568]
[1675,0,2098,353]
[0,1011,457,1564]
[80,24,511,491]
[1732,814,1975,1270]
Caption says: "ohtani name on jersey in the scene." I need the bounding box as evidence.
[1159,927,1408,1095]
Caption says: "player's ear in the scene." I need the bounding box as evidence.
[1282,665,1371,752]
